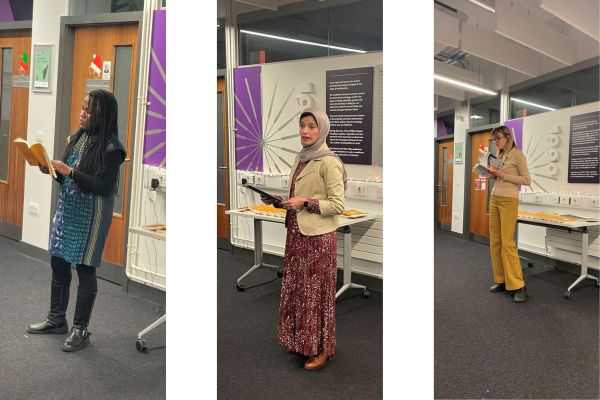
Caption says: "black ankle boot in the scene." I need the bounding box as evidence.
[489,282,506,293]
[27,279,70,334]
[61,288,96,351]
[513,286,527,303]
[61,327,91,352]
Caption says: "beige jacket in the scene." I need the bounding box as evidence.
[287,145,345,236]
[491,147,531,199]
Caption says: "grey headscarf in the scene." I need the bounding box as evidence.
[298,107,348,190]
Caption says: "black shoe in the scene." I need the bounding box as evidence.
[61,327,91,352]
[489,283,506,293]
[27,319,68,334]
[513,286,527,303]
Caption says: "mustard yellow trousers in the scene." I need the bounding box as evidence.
[489,195,524,290]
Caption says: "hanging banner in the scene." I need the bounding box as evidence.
[143,9,167,167]
[326,67,373,165]
[504,118,523,149]
[568,111,599,183]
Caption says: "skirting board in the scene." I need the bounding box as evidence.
[0,221,22,241]
[230,246,383,293]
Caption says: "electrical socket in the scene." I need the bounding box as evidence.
[377,187,383,198]
[590,197,600,208]
[281,177,289,188]
[28,202,39,216]
[553,195,560,204]
[560,196,570,205]
[533,194,542,202]
[239,174,254,185]
[255,175,265,186]
[353,184,367,197]
[158,175,166,188]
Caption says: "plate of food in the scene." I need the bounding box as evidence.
[342,209,366,219]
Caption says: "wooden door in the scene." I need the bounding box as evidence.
[217,77,229,243]
[469,130,497,241]
[69,24,138,267]
[0,30,31,240]
[437,139,453,230]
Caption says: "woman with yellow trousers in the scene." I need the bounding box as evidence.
[488,126,531,303]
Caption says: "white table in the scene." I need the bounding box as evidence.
[517,216,600,299]
[128,226,166,352]
[226,208,378,299]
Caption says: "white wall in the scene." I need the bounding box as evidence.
[450,102,469,234]
[517,102,600,268]
[231,52,384,278]
[21,0,69,249]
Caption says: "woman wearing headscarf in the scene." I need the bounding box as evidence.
[262,107,346,370]
[488,125,531,303]
[27,89,126,351]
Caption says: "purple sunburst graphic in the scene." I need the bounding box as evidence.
[143,9,166,167]
[234,66,263,171]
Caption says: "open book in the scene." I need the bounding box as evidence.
[472,151,504,179]
[14,138,56,178]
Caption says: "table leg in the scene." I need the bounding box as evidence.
[566,230,599,297]
[236,219,281,289]
[335,225,368,299]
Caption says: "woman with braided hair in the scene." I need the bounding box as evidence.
[27,89,126,352]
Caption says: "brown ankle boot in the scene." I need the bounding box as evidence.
[304,353,329,370]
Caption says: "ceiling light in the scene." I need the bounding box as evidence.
[434,74,497,96]
[470,115,483,119]
[511,97,556,111]
[467,0,495,13]
[239,29,367,54]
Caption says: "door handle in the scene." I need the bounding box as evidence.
[219,166,228,170]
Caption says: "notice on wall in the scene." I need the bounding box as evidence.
[326,67,373,165]
[568,111,599,183]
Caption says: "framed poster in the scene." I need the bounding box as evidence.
[32,44,52,93]
[454,142,463,164]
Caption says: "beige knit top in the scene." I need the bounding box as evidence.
[491,147,531,199]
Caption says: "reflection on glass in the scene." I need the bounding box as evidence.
[238,0,382,65]
[70,0,144,16]
[217,92,225,204]
[510,64,599,119]
[0,48,13,182]
[486,139,496,215]
[442,147,447,206]
[112,46,132,215]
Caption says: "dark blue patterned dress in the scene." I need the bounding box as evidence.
[49,132,125,267]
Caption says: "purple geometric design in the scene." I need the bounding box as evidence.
[0,0,13,22]
[505,118,523,149]
[436,119,448,137]
[143,9,166,167]
[234,66,263,171]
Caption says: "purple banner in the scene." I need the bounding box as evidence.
[234,66,263,171]
[505,118,523,149]
[143,9,166,167]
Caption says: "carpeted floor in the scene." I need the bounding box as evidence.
[217,248,383,400]
[434,229,599,399]
[0,235,166,400]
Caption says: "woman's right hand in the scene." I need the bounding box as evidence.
[38,164,49,174]
[260,195,274,205]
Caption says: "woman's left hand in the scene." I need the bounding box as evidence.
[280,197,307,211]
[51,160,72,177]
[493,169,505,179]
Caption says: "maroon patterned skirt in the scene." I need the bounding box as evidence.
[277,209,337,357]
